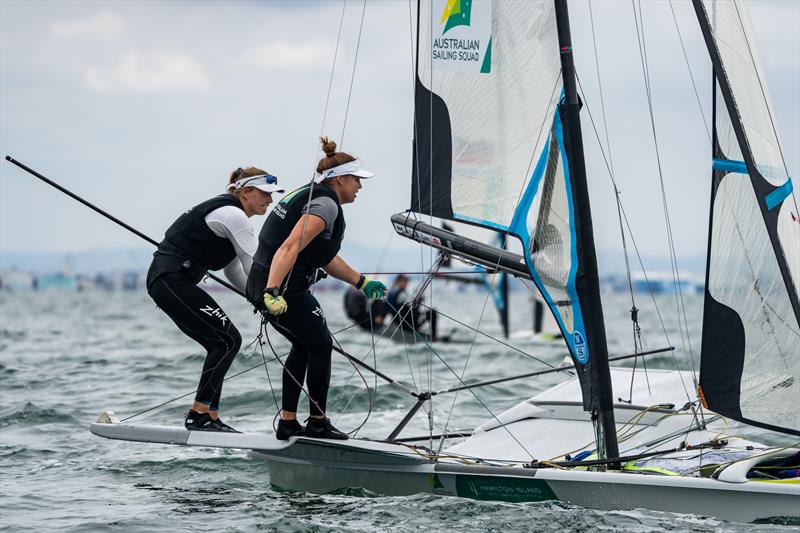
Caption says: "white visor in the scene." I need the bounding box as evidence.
[227,174,285,194]
[315,159,374,183]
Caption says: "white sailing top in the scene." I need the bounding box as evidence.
[204,205,256,292]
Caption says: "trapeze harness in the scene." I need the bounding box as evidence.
[146,194,252,412]
[246,183,345,417]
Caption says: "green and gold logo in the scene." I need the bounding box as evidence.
[441,0,473,34]
[432,0,492,74]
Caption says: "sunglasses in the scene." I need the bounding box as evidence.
[236,168,278,186]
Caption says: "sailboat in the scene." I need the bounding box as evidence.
[90,0,799,523]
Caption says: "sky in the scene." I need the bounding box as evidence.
[1,0,798,268]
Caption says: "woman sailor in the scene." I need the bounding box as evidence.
[246,137,386,440]
[146,167,284,432]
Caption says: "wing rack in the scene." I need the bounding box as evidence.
[391,213,532,280]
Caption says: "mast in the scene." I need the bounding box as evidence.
[553,0,620,466]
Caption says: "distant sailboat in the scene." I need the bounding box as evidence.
[91,0,799,522]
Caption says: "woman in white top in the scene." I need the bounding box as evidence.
[146,167,284,432]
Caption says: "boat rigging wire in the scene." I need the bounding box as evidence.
[283,0,350,293]
[586,0,649,401]
[382,300,536,460]
[432,347,674,397]
[667,0,712,144]
[118,322,362,423]
[571,74,677,361]
[630,0,698,405]
[415,301,563,370]
[339,0,367,148]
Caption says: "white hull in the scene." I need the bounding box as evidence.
[90,367,799,523]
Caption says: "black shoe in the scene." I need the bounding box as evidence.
[304,417,349,440]
[184,409,217,431]
[211,418,240,433]
[276,419,305,441]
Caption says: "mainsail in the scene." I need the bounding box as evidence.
[405,0,614,426]
[694,0,800,435]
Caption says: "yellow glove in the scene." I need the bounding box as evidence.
[263,289,288,315]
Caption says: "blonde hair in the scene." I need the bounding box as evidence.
[228,166,267,198]
[316,137,356,186]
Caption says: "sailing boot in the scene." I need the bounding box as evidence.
[276,419,305,440]
[211,418,240,433]
[305,417,349,440]
[184,409,219,431]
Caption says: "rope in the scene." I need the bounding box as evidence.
[586,1,649,399]
[281,0,347,294]
[667,0,712,144]
[339,0,367,148]
[120,322,360,423]
[631,0,697,403]
[382,300,536,461]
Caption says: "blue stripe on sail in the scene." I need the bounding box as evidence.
[712,158,793,210]
[508,108,589,366]
[765,178,793,210]
[554,111,589,365]
[452,213,509,232]
[712,158,748,174]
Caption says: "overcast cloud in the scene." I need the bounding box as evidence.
[1,0,797,268]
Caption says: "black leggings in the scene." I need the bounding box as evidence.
[270,290,333,417]
[246,267,332,417]
[148,272,242,411]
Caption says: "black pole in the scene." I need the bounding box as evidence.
[435,346,674,396]
[553,0,619,467]
[499,235,510,339]
[4,155,410,396]
[5,156,160,248]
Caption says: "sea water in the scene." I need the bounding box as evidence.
[1,288,796,532]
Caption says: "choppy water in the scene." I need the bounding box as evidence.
[1,287,797,532]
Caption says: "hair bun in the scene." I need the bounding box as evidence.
[319,136,337,157]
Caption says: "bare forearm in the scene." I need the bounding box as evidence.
[266,214,326,290]
[324,255,360,286]
[266,246,299,289]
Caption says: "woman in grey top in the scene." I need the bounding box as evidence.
[246,137,386,440]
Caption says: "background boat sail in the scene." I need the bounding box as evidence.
[85,0,798,522]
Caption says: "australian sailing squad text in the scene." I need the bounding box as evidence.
[432,38,481,62]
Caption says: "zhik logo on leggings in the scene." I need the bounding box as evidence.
[312,306,326,325]
[200,305,228,326]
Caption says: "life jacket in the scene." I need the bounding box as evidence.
[148,194,243,286]
[252,183,345,292]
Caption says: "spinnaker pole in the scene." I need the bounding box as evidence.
[553,0,620,467]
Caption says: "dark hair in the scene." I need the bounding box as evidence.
[316,137,356,184]
[228,166,267,198]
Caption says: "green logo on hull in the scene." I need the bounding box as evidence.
[455,475,557,503]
